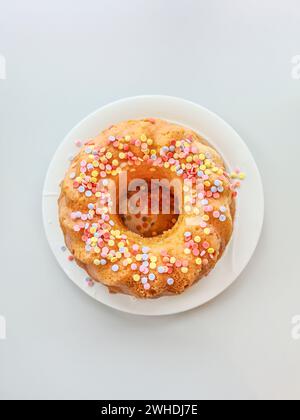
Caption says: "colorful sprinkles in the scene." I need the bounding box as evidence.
[67,121,243,293]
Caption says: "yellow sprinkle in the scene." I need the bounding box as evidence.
[204,228,211,235]
[208,248,215,254]
[204,181,211,187]
[199,153,205,160]
[200,164,206,171]
[133,274,140,282]
[94,247,100,254]
[90,227,96,234]
[194,236,201,243]
[119,152,126,159]
[239,172,246,180]
[181,267,188,274]
[116,252,122,259]
[125,135,131,141]
[231,172,237,179]
[196,258,202,265]
[186,156,193,163]
[150,256,157,263]
[95,192,101,198]
[203,215,209,222]
[112,159,119,166]
[127,258,132,264]
[140,134,147,142]
[108,240,115,247]
[106,152,112,159]
[184,248,191,255]
[147,139,153,146]
[136,254,142,261]
[170,257,176,264]
[193,208,200,215]
[94,259,100,266]
[91,170,99,177]
[150,262,157,269]
[164,162,170,169]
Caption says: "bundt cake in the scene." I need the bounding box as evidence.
[59,118,237,298]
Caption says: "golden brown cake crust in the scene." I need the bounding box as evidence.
[59,118,236,298]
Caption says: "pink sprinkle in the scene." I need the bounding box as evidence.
[202,241,209,249]
[75,140,82,147]
[144,283,150,290]
[213,211,220,218]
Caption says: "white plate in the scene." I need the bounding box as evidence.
[43,95,264,316]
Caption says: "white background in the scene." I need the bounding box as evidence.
[0,0,300,400]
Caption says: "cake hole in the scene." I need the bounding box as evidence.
[119,179,180,238]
